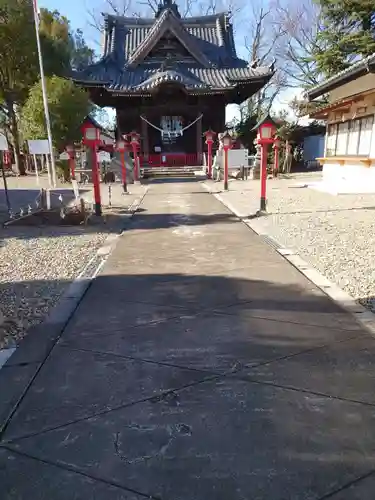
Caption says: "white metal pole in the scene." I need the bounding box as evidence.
[45,154,52,187]
[32,0,57,188]
[33,154,39,185]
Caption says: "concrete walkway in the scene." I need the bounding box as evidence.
[2,180,375,499]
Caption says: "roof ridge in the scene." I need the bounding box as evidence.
[102,11,228,28]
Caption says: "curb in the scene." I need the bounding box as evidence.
[204,183,375,337]
[0,187,147,438]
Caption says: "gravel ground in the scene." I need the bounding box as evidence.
[209,173,375,312]
[0,176,146,350]
[0,226,109,349]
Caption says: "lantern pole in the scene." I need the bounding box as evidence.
[223,146,229,190]
[207,141,212,179]
[221,131,232,191]
[129,132,140,182]
[204,130,216,180]
[260,143,268,211]
[121,150,128,193]
[92,142,102,216]
[252,115,277,214]
[273,137,280,178]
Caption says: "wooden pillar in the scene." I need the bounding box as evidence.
[141,116,149,160]
[196,114,202,165]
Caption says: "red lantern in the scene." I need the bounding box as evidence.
[82,123,101,146]
[252,115,277,211]
[82,123,102,215]
[221,131,232,191]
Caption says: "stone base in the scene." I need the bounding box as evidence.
[312,163,375,194]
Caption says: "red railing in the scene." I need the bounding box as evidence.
[140,153,202,168]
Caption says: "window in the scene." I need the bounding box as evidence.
[347,119,360,155]
[336,121,349,155]
[325,115,374,157]
[326,124,338,156]
[358,116,373,155]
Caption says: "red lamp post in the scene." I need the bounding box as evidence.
[253,115,277,212]
[116,139,129,194]
[82,123,102,216]
[66,144,76,179]
[273,135,281,178]
[221,131,232,191]
[129,131,140,182]
[203,129,216,179]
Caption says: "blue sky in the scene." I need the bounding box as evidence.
[39,0,87,30]
[39,0,101,49]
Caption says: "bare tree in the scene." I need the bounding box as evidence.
[242,1,287,117]
[86,0,242,35]
[271,0,322,89]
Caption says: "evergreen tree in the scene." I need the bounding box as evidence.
[314,0,375,76]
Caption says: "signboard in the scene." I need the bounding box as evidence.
[28,139,50,155]
[0,133,8,151]
[216,149,249,170]
[59,152,70,160]
[97,151,111,163]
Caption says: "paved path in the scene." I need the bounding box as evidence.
[2,180,375,499]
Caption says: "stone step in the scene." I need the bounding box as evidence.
[142,166,204,177]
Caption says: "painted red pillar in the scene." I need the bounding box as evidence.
[92,144,102,215]
[203,129,216,179]
[253,115,277,213]
[221,131,233,191]
[273,136,280,178]
[260,143,268,211]
[129,131,140,182]
[207,142,213,178]
[223,146,229,190]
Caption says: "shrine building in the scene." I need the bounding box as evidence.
[72,0,274,165]
[308,54,375,193]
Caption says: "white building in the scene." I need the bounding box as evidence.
[307,54,375,193]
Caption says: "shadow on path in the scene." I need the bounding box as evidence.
[1,272,375,499]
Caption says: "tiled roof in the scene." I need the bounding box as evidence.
[104,11,233,58]
[307,53,375,100]
[74,64,272,92]
[72,3,274,94]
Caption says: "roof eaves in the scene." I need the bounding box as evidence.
[307,53,375,101]
[103,13,154,26]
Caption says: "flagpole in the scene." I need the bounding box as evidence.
[32,0,57,187]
